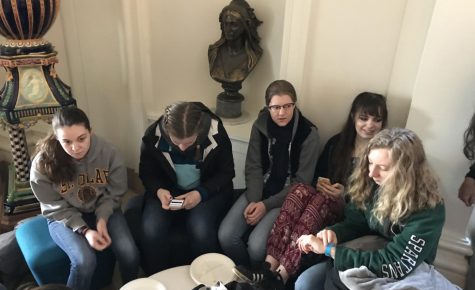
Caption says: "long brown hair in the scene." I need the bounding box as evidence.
[330,92,387,184]
[34,107,91,183]
[463,113,475,160]
[347,128,442,225]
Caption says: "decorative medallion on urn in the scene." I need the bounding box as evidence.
[0,0,76,214]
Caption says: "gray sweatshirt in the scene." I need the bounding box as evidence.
[30,135,127,232]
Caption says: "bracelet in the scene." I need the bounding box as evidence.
[76,225,89,236]
[325,243,335,257]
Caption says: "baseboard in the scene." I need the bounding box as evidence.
[434,229,472,288]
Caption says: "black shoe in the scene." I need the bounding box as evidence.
[233,262,285,290]
[233,262,272,284]
[260,271,285,290]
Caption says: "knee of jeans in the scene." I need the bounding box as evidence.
[247,237,266,262]
[295,274,315,290]
[295,265,326,290]
[141,217,168,237]
[70,251,97,274]
[218,223,237,246]
[294,277,306,290]
[218,222,228,238]
[189,219,215,241]
[116,241,140,265]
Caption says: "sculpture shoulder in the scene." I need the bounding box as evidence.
[209,46,250,83]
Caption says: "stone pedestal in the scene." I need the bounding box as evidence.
[215,81,246,118]
[216,92,244,118]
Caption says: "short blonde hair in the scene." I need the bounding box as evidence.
[347,128,443,225]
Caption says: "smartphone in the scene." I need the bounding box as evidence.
[317,177,331,186]
[169,199,184,209]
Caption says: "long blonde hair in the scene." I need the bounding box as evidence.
[347,128,442,225]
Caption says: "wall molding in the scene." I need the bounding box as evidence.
[121,0,153,117]
[58,1,89,111]
[280,0,312,103]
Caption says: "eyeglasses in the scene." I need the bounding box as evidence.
[268,103,295,112]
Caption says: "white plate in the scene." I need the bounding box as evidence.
[190,253,236,286]
[120,278,167,290]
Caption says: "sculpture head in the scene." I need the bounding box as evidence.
[218,0,262,52]
[209,0,263,84]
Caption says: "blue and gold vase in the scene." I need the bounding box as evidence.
[0,0,76,214]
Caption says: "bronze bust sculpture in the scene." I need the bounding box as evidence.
[208,0,263,118]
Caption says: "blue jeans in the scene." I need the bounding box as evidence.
[140,192,229,274]
[218,193,280,266]
[294,260,329,290]
[48,210,139,290]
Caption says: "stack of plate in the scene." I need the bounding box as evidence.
[120,278,167,290]
[189,253,236,286]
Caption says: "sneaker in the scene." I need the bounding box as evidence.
[232,262,272,284]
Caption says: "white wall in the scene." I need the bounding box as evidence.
[58,0,145,168]
[406,0,475,241]
[50,0,287,168]
[2,0,435,170]
[285,0,435,145]
[404,1,475,284]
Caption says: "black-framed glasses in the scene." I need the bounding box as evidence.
[268,103,295,112]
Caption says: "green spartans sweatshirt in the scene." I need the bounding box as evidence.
[329,192,445,280]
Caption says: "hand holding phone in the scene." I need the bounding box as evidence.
[317,177,331,186]
[317,177,343,198]
[169,199,184,210]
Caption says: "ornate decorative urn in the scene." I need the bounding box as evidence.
[0,0,76,214]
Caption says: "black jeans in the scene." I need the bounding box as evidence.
[139,192,230,274]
